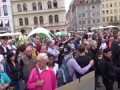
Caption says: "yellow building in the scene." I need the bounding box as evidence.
[11,0,66,33]
[102,0,120,26]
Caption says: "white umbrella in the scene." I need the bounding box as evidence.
[106,25,117,28]
[91,27,98,30]
[27,27,52,40]
[98,26,104,29]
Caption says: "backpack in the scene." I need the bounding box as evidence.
[57,57,73,86]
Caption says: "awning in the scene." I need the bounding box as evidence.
[5,20,9,25]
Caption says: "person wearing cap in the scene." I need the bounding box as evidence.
[63,46,94,80]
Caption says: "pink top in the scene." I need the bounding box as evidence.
[27,68,57,90]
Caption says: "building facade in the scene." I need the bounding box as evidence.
[66,0,101,31]
[11,0,66,33]
[101,0,120,27]
[0,0,14,32]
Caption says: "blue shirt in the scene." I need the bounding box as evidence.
[0,71,11,85]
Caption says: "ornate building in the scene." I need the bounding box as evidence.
[11,0,66,33]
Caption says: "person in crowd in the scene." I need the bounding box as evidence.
[40,45,48,53]
[0,49,4,65]
[25,41,31,47]
[99,38,107,50]
[63,46,94,80]
[20,46,36,84]
[27,53,57,90]
[5,52,23,90]
[54,41,60,50]
[114,35,120,89]
[88,40,101,88]
[0,39,10,57]
[47,54,59,75]
[111,34,119,64]
[98,48,115,90]
[75,44,94,78]
[7,39,17,54]
[36,39,41,53]
[19,29,27,45]
[0,65,11,90]
[84,41,90,55]
[108,36,114,49]
[47,41,60,61]
[17,44,26,63]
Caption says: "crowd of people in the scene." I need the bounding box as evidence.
[0,28,120,90]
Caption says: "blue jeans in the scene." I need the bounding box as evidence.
[11,79,23,90]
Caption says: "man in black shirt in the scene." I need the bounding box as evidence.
[75,44,94,78]
[98,48,115,90]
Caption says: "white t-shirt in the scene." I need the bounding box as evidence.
[7,44,17,54]
[53,63,59,75]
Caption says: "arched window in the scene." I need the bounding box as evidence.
[32,2,37,10]
[54,15,59,23]
[17,4,22,12]
[39,16,44,25]
[23,3,27,11]
[34,17,38,25]
[25,18,29,25]
[48,1,52,9]
[53,0,57,8]
[19,18,23,26]
[49,15,53,24]
[38,2,42,10]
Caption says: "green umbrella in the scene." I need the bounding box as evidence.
[53,31,67,36]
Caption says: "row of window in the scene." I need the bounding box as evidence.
[0,20,9,27]
[19,15,59,26]
[17,0,58,12]
[102,9,118,15]
[79,19,100,25]
[102,16,119,22]
[102,2,120,8]
[79,12,99,18]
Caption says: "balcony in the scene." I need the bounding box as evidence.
[0,27,9,32]
[13,8,66,16]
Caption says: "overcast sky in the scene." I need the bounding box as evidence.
[65,0,72,11]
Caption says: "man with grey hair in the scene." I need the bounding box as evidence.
[88,40,101,88]
[27,53,57,90]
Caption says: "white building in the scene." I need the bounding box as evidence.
[0,0,14,32]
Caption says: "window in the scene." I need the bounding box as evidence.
[38,2,42,10]
[34,17,38,25]
[4,19,9,27]
[93,19,95,23]
[97,19,99,23]
[53,0,58,8]
[107,17,109,22]
[110,16,113,21]
[32,2,37,10]
[39,16,44,24]
[23,3,27,11]
[102,11,105,14]
[0,8,1,16]
[79,21,81,25]
[2,0,6,2]
[110,3,112,7]
[48,1,52,9]
[102,4,104,8]
[110,10,112,14]
[106,10,109,14]
[83,21,85,24]
[106,3,108,8]
[103,17,105,22]
[114,9,117,13]
[17,4,22,12]
[92,6,94,9]
[0,21,3,27]
[19,18,23,26]
[3,5,8,16]
[114,2,116,6]
[114,16,117,21]
[88,20,90,24]
[83,13,85,17]
[49,15,53,24]
[54,15,59,23]
[25,18,29,25]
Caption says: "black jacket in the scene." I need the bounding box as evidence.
[0,45,10,56]
[98,57,115,82]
